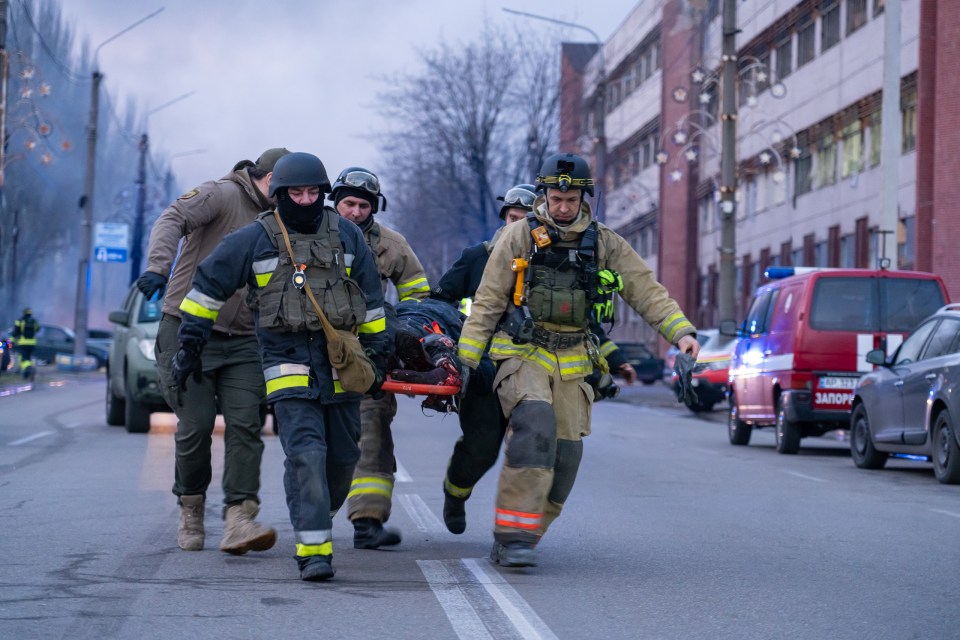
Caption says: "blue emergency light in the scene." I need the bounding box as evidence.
[764,266,833,280]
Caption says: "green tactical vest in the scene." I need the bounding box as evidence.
[254,209,367,333]
[524,219,600,330]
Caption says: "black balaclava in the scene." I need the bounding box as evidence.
[334,186,378,232]
[276,188,326,233]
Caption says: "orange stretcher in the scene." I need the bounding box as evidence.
[380,375,459,397]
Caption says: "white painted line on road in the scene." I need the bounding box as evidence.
[395,458,412,483]
[418,560,493,640]
[398,493,445,533]
[9,431,52,446]
[930,508,960,519]
[463,558,559,640]
[783,470,827,483]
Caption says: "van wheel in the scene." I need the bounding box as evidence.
[125,390,151,434]
[105,374,125,427]
[850,403,887,469]
[774,396,801,454]
[932,410,960,484]
[728,397,752,445]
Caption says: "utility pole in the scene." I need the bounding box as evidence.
[0,0,8,189]
[130,132,148,283]
[718,0,739,330]
[73,70,102,360]
[879,0,901,269]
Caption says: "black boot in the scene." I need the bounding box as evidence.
[489,541,537,567]
[443,491,467,535]
[297,555,335,581]
[353,518,402,549]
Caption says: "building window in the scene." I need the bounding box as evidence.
[847,0,868,34]
[902,91,917,153]
[792,247,805,267]
[821,2,841,52]
[840,234,856,267]
[815,136,837,187]
[814,240,829,267]
[841,121,864,177]
[797,19,816,67]
[898,216,915,266]
[775,36,793,81]
[745,178,757,217]
[874,0,885,16]
[794,151,813,196]
[869,112,882,166]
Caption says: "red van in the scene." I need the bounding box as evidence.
[726,267,949,453]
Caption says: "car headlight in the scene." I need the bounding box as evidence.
[138,339,156,361]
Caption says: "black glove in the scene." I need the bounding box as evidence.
[136,271,167,299]
[365,348,387,398]
[171,342,203,392]
[673,352,700,408]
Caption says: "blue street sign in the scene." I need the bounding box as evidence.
[94,246,128,263]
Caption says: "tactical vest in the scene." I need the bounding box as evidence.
[253,209,367,333]
[524,215,600,330]
[15,318,38,344]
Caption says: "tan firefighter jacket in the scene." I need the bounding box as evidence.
[364,221,430,302]
[457,197,696,380]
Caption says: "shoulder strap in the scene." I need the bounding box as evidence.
[577,222,599,264]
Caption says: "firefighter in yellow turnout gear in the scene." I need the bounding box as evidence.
[457,153,701,567]
[331,167,431,549]
[12,308,39,380]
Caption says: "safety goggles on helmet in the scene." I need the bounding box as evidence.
[333,169,388,211]
[497,186,537,210]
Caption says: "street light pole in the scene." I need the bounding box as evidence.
[501,7,607,221]
[72,7,164,363]
[717,0,739,331]
[130,90,193,284]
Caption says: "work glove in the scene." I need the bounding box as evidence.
[171,342,203,392]
[366,348,387,399]
[136,271,168,299]
[673,352,700,408]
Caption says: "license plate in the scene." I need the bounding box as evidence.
[818,376,859,390]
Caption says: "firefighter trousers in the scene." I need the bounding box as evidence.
[491,357,593,545]
[347,392,398,523]
[156,315,266,506]
[275,397,361,556]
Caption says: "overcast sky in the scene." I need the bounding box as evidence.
[57,0,633,191]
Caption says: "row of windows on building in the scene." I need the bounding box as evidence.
[605,32,662,115]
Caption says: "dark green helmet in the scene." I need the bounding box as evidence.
[268,152,331,197]
[496,183,537,219]
[329,167,387,213]
[536,153,594,197]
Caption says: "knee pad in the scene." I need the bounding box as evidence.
[504,401,556,468]
[548,439,583,505]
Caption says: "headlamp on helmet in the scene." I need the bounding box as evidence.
[536,153,595,197]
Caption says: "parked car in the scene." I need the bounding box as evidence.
[2,323,111,368]
[850,304,960,484]
[672,331,737,412]
[727,267,948,453]
[615,342,665,385]
[106,286,170,433]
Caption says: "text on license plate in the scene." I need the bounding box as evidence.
[818,376,859,390]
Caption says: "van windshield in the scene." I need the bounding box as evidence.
[810,277,944,332]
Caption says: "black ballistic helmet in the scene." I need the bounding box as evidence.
[330,166,388,213]
[496,183,537,219]
[268,152,332,198]
[536,153,594,197]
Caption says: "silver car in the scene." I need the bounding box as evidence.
[850,303,960,484]
[106,286,170,433]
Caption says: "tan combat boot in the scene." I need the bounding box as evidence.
[220,499,277,555]
[178,495,205,551]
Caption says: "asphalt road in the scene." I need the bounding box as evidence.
[1,370,958,640]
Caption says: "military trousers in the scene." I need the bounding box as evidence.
[156,315,266,506]
[347,392,398,523]
[444,386,507,501]
[275,397,361,557]
[491,357,594,545]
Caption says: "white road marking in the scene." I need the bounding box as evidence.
[930,508,960,519]
[9,431,52,446]
[395,458,412,483]
[462,558,559,640]
[418,560,494,640]
[784,470,827,483]
[397,493,445,533]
